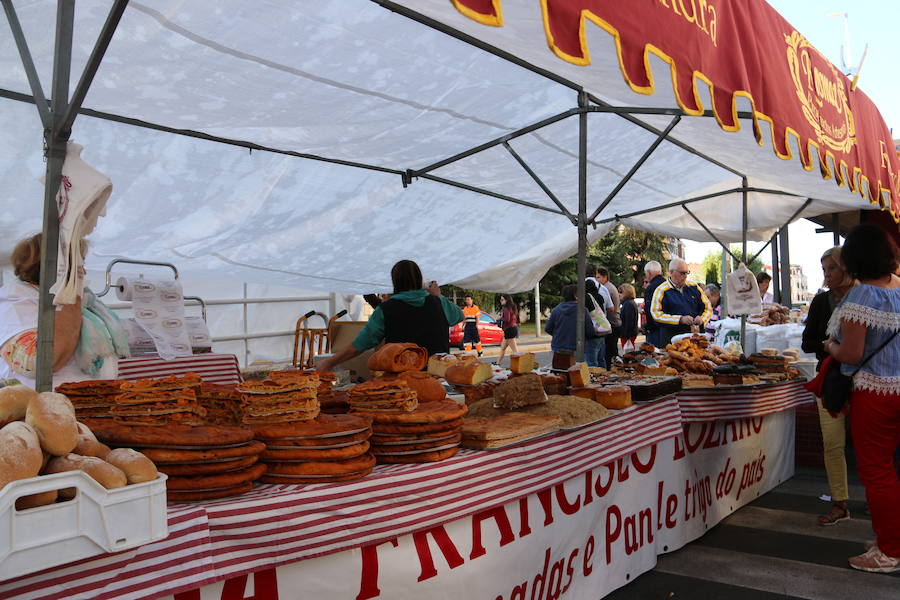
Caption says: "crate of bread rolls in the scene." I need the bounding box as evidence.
[0,470,168,579]
[0,384,168,579]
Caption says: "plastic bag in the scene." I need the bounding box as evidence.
[725,263,763,316]
[586,294,612,335]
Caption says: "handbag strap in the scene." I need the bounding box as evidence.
[850,328,900,376]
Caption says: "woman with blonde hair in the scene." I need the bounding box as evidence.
[802,245,855,527]
[618,283,639,351]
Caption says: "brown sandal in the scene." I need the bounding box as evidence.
[818,501,850,526]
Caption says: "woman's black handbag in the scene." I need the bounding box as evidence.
[822,329,900,413]
[821,360,853,413]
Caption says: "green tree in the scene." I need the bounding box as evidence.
[701,251,723,285]
[728,246,765,274]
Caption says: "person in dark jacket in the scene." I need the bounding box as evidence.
[618,283,639,350]
[642,260,665,346]
[317,260,463,370]
[544,284,598,354]
[801,246,855,527]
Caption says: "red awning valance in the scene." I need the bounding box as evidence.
[452,0,900,222]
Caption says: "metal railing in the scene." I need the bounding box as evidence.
[105,292,337,366]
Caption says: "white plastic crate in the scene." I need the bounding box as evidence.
[0,471,169,580]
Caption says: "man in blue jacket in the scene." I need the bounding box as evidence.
[544,284,598,354]
[649,258,712,347]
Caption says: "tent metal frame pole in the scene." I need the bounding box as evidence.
[740,177,749,348]
[502,141,576,224]
[681,204,741,264]
[748,198,813,264]
[832,213,840,245]
[575,91,589,362]
[35,0,76,391]
[586,95,747,178]
[779,227,792,306]
[771,234,781,303]
[588,115,681,223]
[593,187,807,225]
[416,173,566,216]
[2,0,50,127]
[408,108,578,178]
[59,0,130,135]
[1,89,407,178]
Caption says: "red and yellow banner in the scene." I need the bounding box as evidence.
[451,0,900,221]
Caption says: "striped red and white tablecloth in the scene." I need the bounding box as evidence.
[676,379,814,422]
[116,353,241,385]
[0,397,683,600]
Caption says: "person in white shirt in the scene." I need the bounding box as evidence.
[757,272,774,305]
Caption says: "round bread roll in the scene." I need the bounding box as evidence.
[45,454,127,490]
[0,421,44,490]
[0,385,38,426]
[26,392,78,456]
[105,448,158,484]
[74,438,112,459]
[15,489,58,510]
[76,421,98,442]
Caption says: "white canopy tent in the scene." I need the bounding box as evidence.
[0,0,893,387]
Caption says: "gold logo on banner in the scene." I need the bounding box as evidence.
[785,31,855,153]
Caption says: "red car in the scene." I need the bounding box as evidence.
[449,313,504,349]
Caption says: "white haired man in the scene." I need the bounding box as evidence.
[642,260,665,346]
[649,258,712,346]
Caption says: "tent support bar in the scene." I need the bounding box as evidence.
[594,186,811,225]
[374,0,753,181]
[0,89,406,177]
[36,0,75,391]
[584,105,753,119]
[409,108,578,177]
[748,198,812,264]
[502,141,576,224]
[60,0,130,135]
[740,178,749,347]
[588,115,680,223]
[416,173,566,216]
[372,0,583,93]
[2,0,50,127]
[575,91,589,362]
[682,204,741,264]
[586,95,746,178]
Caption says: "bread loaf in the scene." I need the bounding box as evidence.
[105,448,159,484]
[567,363,590,387]
[509,353,536,374]
[26,392,79,455]
[45,454,128,489]
[0,421,43,490]
[15,490,58,510]
[0,385,37,426]
[393,371,446,403]
[427,353,457,378]
[595,386,632,410]
[444,361,492,386]
[493,373,547,410]
[73,422,111,458]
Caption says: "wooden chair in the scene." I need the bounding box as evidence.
[292,309,347,368]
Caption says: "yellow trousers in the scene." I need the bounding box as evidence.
[817,397,849,502]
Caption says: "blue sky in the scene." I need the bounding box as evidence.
[684,0,899,294]
[766,0,899,134]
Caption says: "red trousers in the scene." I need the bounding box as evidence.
[850,388,900,557]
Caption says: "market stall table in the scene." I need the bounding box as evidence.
[0,382,813,600]
[116,354,241,386]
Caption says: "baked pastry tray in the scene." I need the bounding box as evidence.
[461,429,561,451]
